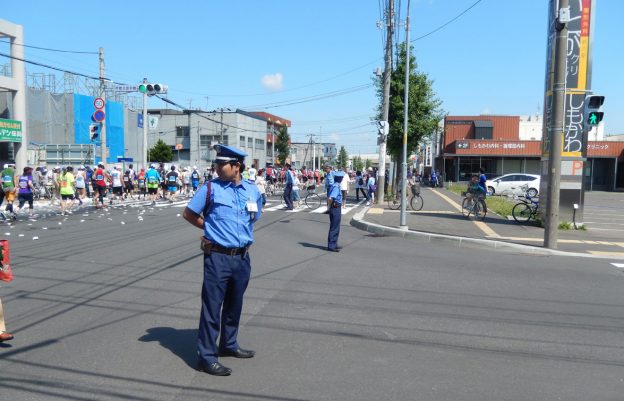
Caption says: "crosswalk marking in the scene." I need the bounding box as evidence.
[610,263,624,268]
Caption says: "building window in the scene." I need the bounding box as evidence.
[255,139,264,150]
[176,126,190,137]
[247,137,253,149]
[240,136,246,147]
[200,135,211,147]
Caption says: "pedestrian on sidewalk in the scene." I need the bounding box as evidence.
[0,297,13,343]
[327,171,344,252]
[354,171,367,201]
[183,144,262,376]
[365,167,376,206]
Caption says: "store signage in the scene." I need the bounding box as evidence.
[0,119,22,142]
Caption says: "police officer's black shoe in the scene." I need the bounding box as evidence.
[198,361,232,376]
[219,347,255,358]
[327,247,340,252]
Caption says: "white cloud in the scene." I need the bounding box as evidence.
[261,73,283,91]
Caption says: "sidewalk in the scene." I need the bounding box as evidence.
[350,187,624,259]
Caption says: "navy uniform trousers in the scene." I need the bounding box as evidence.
[198,251,251,364]
[283,183,293,209]
[327,204,341,250]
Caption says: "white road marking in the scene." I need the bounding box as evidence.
[610,263,624,269]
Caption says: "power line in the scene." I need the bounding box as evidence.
[0,51,103,81]
[411,0,484,42]
[0,39,99,54]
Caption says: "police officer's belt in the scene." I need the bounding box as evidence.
[201,237,249,256]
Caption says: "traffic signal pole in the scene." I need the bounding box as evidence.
[377,0,393,203]
[544,0,569,249]
[99,47,107,164]
[142,78,148,169]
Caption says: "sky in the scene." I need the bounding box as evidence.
[2,0,623,157]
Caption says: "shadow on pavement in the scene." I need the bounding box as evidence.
[139,327,197,368]
[298,242,329,250]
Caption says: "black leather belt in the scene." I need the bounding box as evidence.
[331,203,342,208]
[210,244,248,256]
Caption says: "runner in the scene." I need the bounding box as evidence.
[74,166,86,205]
[137,167,147,200]
[93,163,110,209]
[146,164,160,206]
[190,166,200,195]
[0,163,16,220]
[123,167,134,199]
[15,166,35,217]
[110,166,124,205]
[57,166,76,215]
[165,165,179,203]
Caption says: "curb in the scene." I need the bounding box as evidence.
[349,207,618,259]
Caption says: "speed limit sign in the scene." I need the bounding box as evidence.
[94,97,105,109]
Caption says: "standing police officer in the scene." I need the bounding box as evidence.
[183,144,262,376]
[327,171,344,252]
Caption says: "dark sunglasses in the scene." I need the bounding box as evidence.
[215,159,239,166]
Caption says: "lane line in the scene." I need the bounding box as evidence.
[431,189,501,238]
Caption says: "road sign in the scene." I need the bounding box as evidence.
[92,110,106,122]
[94,97,105,109]
[137,114,144,128]
[117,157,134,162]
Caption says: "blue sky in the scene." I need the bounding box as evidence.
[3,0,622,156]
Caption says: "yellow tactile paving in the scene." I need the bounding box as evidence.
[431,189,501,238]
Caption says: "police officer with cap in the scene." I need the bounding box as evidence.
[327,171,344,252]
[183,144,262,376]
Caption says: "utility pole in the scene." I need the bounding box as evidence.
[544,0,569,249]
[377,0,394,203]
[220,108,224,143]
[142,77,148,168]
[99,47,107,164]
[399,0,411,228]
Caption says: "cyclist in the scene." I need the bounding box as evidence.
[478,168,488,194]
[467,174,487,212]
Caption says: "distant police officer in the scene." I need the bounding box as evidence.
[327,171,344,252]
[183,144,262,376]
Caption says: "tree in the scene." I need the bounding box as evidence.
[365,158,372,169]
[336,146,349,168]
[352,156,364,172]
[375,42,445,160]
[148,139,173,163]
[275,127,290,166]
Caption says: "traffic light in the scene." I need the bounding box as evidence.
[89,123,100,140]
[377,120,389,144]
[584,95,605,129]
[138,82,168,96]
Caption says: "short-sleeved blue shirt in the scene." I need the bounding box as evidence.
[324,171,334,193]
[328,182,342,205]
[187,178,262,248]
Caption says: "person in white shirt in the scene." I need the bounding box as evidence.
[366,167,376,206]
[340,167,349,208]
[255,168,267,210]
[247,165,257,182]
[110,166,124,205]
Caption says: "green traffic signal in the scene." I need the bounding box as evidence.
[587,111,603,126]
[138,84,147,93]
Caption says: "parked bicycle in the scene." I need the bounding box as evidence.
[303,184,323,209]
[512,195,540,223]
[461,191,487,220]
[387,184,424,211]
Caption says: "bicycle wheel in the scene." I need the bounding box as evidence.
[387,194,401,210]
[305,193,322,209]
[461,198,472,217]
[409,194,424,211]
[475,199,487,220]
[512,202,532,223]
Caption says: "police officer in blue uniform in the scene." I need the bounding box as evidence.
[183,144,262,376]
[283,163,294,210]
[327,171,344,252]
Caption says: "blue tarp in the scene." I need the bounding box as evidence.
[73,94,124,164]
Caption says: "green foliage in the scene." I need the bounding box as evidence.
[375,42,445,159]
[275,127,290,165]
[337,146,349,168]
[352,156,364,172]
[148,139,173,163]
[558,221,573,230]
[365,158,372,169]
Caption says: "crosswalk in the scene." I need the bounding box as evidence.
[264,199,365,215]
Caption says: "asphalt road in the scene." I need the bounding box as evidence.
[1,201,623,401]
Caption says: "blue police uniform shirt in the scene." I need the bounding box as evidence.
[328,182,342,205]
[324,171,334,192]
[285,169,294,184]
[187,178,262,248]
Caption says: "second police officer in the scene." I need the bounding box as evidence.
[327,170,344,252]
[183,144,262,376]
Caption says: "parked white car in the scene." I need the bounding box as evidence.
[486,174,540,197]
